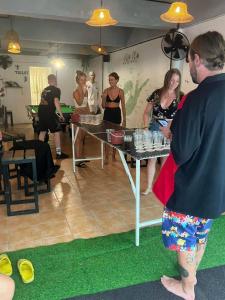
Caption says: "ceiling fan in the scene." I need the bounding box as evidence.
[161,29,190,67]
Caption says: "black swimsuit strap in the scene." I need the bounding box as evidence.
[106,92,120,103]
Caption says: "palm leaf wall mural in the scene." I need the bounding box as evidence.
[124,78,149,115]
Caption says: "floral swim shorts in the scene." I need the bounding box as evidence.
[162,208,213,252]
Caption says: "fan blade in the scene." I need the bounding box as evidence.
[173,34,184,48]
[178,44,189,52]
[164,33,173,45]
[164,46,173,54]
[162,30,190,61]
[173,49,180,59]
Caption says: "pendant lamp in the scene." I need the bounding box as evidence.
[91,45,107,55]
[7,36,21,54]
[91,26,107,55]
[160,2,193,24]
[86,0,118,27]
[5,18,21,54]
[51,57,65,69]
[50,44,65,69]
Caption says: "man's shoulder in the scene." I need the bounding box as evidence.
[42,85,55,92]
[50,85,60,92]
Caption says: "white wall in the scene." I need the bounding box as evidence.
[0,54,82,123]
[89,39,170,128]
[56,59,82,106]
[182,15,225,93]
[88,15,225,129]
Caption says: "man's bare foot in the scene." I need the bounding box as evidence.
[161,276,195,300]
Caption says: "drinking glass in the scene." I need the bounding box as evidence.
[153,131,164,148]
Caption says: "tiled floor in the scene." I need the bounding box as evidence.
[0,124,163,252]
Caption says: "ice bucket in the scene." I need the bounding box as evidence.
[110,130,125,145]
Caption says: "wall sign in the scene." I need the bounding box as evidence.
[123,51,139,65]
[15,71,29,75]
[14,65,29,82]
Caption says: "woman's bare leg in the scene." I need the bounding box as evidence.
[75,130,85,158]
[142,158,157,195]
[112,148,116,161]
[105,144,110,164]
[160,156,167,167]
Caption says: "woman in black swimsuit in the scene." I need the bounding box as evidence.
[102,72,126,162]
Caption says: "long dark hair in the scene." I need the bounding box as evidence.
[160,68,181,99]
[109,72,119,81]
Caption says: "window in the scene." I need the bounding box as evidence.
[29,67,52,105]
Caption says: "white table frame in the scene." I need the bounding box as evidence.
[71,124,104,173]
[71,123,169,246]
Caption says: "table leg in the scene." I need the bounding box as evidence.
[31,159,39,213]
[2,165,12,216]
[135,160,141,246]
[71,124,75,172]
[118,151,140,246]
[101,141,104,169]
[72,124,79,173]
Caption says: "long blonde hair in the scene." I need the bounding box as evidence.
[75,70,86,84]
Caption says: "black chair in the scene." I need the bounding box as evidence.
[0,133,25,208]
[12,140,59,194]
[1,149,39,216]
[0,105,7,129]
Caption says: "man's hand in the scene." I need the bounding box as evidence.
[82,86,87,94]
[59,115,65,122]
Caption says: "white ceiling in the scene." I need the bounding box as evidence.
[0,0,225,57]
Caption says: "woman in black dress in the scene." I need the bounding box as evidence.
[102,72,126,163]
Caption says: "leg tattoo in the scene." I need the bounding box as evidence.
[179,264,189,278]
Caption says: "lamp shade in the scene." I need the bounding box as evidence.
[5,29,21,54]
[91,45,107,55]
[8,41,21,54]
[86,8,118,26]
[160,2,194,24]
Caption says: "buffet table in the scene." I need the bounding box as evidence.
[71,121,170,246]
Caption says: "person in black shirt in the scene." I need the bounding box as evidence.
[38,74,68,159]
[161,31,225,300]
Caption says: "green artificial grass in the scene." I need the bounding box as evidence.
[6,215,225,300]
